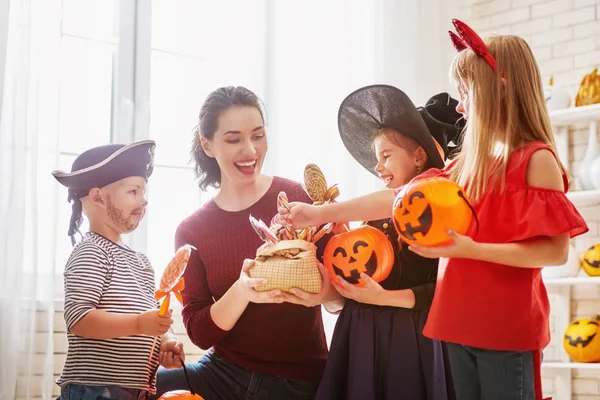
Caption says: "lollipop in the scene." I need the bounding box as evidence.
[249,215,279,244]
[303,164,340,205]
[155,244,194,316]
[276,192,295,240]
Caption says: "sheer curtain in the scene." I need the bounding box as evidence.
[0,0,62,398]
[263,0,458,200]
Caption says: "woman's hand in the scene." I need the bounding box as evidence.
[281,263,343,308]
[235,259,284,304]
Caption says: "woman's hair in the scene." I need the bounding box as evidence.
[373,128,430,178]
[448,35,567,202]
[191,86,265,190]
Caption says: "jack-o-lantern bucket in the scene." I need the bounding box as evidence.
[158,390,204,400]
[393,177,474,246]
[582,244,600,277]
[563,315,600,363]
[323,225,394,287]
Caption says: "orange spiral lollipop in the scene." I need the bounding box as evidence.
[155,244,194,316]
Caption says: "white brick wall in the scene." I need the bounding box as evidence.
[459,0,600,398]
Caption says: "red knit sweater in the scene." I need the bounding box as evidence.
[175,176,329,383]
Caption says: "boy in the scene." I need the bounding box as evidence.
[52,140,184,400]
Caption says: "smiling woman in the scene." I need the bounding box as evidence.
[151,86,342,400]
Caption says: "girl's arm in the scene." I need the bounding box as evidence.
[474,149,570,267]
[410,149,570,268]
[288,189,396,228]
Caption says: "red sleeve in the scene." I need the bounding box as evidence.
[176,224,230,350]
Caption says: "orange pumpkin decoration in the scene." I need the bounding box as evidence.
[158,390,204,400]
[575,67,600,107]
[323,225,394,287]
[563,315,600,363]
[393,177,474,246]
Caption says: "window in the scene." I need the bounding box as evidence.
[145,0,267,278]
[50,2,269,294]
[51,0,119,298]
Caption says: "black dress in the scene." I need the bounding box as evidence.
[315,219,455,400]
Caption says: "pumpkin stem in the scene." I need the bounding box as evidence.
[592,67,598,75]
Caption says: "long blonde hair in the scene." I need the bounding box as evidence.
[448,35,567,202]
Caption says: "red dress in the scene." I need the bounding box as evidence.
[411,142,588,399]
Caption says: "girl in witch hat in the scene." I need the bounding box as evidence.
[309,84,463,400]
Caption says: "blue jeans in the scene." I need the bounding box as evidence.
[151,350,318,400]
[58,384,149,400]
[445,342,535,400]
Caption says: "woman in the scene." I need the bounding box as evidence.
[152,86,342,400]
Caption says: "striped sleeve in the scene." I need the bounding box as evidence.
[63,242,111,331]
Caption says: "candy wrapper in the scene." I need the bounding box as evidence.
[247,164,338,294]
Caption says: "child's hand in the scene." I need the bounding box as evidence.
[285,202,324,229]
[136,309,173,336]
[408,229,477,259]
[334,273,386,305]
[159,338,185,369]
[235,259,285,304]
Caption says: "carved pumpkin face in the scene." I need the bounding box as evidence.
[393,177,474,246]
[582,244,600,277]
[323,225,394,287]
[563,315,600,363]
[158,390,204,400]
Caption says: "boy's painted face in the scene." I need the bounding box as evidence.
[456,83,471,120]
[373,133,425,189]
[100,176,148,234]
[201,106,267,188]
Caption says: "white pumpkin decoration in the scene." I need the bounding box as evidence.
[542,243,580,279]
[544,77,571,111]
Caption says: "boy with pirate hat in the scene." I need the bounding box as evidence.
[52,140,184,399]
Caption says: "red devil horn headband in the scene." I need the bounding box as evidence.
[449,18,498,72]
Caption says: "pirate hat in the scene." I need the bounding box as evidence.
[338,85,464,176]
[51,139,155,243]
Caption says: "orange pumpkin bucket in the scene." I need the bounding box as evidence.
[323,225,394,287]
[393,177,475,246]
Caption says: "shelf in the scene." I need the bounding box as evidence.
[542,362,600,369]
[543,276,600,285]
[549,104,600,126]
[566,189,600,207]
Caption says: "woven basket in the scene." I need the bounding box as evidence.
[249,239,322,293]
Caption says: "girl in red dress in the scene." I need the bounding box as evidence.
[283,20,589,400]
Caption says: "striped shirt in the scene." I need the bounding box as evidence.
[56,232,160,392]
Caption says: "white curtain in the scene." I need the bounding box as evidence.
[263,0,458,200]
[0,0,62,398]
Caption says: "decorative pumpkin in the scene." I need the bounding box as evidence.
[563,315,600,363]
[582,244,600,277]
[543,77,571,111]
[158,390,204,399]
[323,225,394,287]
[575,67,600,107]
[392,177,474,246]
